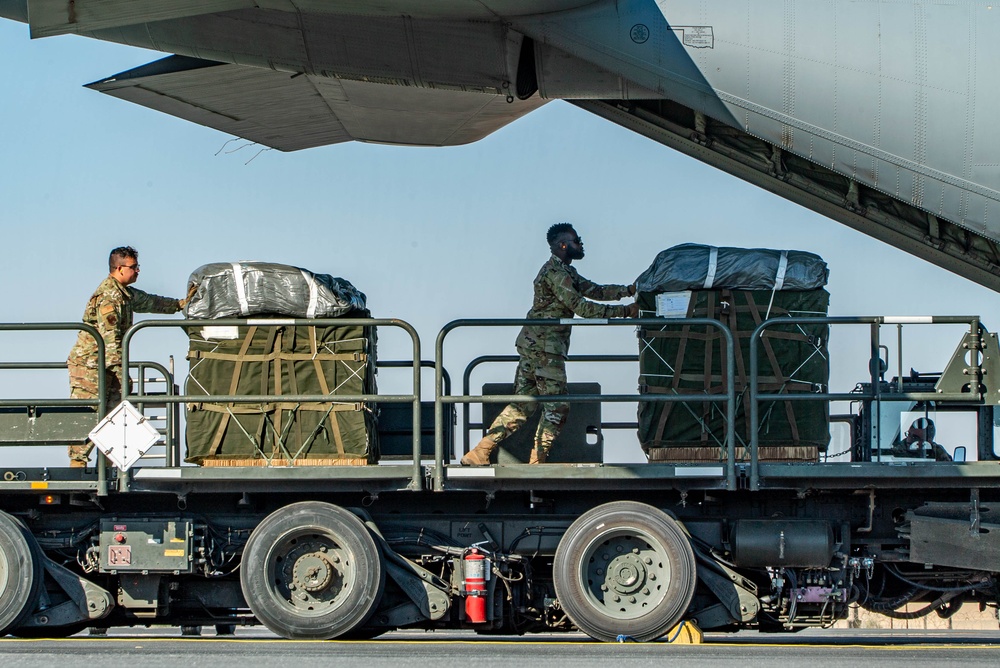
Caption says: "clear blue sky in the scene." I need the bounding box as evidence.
[2,20,998,464]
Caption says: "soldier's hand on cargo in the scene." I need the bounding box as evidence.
[178,284,197,310]
[624,302,640,318]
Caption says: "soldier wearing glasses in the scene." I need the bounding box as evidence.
[65,246,189,467]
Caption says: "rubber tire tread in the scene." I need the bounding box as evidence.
[553,501,696,642]
[240,501,385,639]
[0,510,43,636]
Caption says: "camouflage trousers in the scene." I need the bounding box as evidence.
[68,363,122,464]
[483,347,569,455]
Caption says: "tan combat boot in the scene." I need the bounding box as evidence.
[69,460,87,468]
[528,448,548,464]
[461,436,497,466]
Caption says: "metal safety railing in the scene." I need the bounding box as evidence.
[0,323,107,414]
[0,323,112,493]
[122,318,424,490]
[379,360,451,396]
[748,315,984,490]
[375,360,451,461]
[2,314,987,494]
[435,318,737,491]
[461,354,639,455]
[130,361,179,467]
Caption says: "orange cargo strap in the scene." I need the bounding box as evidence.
[286,342,305,452]
[191,351,364,362]
[273,329,284,456]
[700,291,717,443]
[207,325,258,457]
[310,327,346,456]
[198,402,359,414]
[652,319,691,446]
[743,293,801,443]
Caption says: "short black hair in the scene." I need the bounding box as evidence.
[547,222,575,245]
[109,246,138,272]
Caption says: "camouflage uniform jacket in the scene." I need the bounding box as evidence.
[515,255,631,357]
[67,276,181,372]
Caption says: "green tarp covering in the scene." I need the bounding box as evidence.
[637,289,829,456]
[184,319,377,464]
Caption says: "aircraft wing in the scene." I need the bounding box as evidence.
[86,55,547,150]
[7,0,1000,289]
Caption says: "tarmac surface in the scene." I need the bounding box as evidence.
[3,628,1000,667]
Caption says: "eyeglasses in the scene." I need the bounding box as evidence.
[121,264,140,271]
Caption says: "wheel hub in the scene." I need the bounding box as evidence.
[293,552,335,593]
[276,538,347,609]
[606,554,646,595]
[585,534,668,618]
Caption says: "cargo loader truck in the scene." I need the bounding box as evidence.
[0,313,998,642]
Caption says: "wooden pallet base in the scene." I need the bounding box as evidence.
[199,457,370,467]
[647,446,818,463]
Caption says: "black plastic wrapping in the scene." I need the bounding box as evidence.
[636,244,829,293]
[185,262,366,319]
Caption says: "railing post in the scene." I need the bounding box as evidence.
[403,321,423,492]
[725,325,736,492]
[749,324,760,491]
[434,323,454,492]
[92,325,109,497]
[870,322,881,463]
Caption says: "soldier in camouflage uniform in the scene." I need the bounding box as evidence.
[462,224,638,466]
[67,246,189,467]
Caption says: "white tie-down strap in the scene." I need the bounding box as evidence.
[231,262,250,316]
[774,251,789,291]
[300,269,319,319]
[764,251,789,320]
[703,247,719,289]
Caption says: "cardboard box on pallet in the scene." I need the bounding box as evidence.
[635,245,830,462]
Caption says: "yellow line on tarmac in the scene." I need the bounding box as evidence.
[684,641,1000,651]
[2,637,998,649]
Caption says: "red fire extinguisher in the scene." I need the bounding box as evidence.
[463,548,489,624]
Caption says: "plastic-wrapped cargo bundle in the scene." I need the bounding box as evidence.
[182,262,376,466]
[185,262,366,319]
[636,244,828,293]
[635,245,829,462]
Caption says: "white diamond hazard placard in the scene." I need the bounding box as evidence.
[88,401,161,471]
